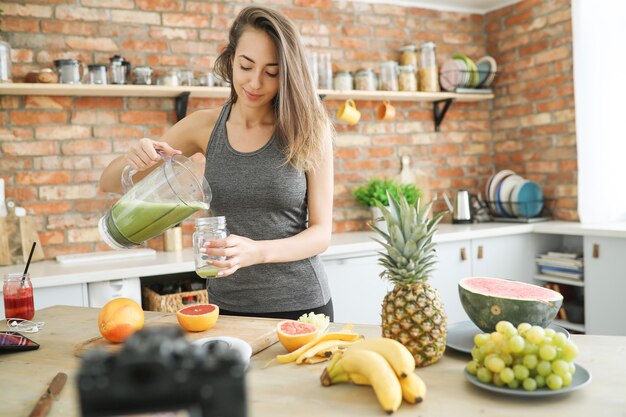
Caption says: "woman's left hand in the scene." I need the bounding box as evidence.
[201,234,264,277]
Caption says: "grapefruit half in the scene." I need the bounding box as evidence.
[276,320,319,352]
[176,303,219,332]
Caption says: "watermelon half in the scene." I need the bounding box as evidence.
[458,276,563,332]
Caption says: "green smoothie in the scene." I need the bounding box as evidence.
[195,265,225,278]
[106,199,209,246]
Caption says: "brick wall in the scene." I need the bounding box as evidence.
[0,0,576,258]
[486,0,576,220]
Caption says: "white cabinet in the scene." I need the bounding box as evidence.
[322,253,392,326]
[432,234,537,325]
[431,240,472,325]
[583,236,626,336]
[471,235,534,282]
[0,283,88,319]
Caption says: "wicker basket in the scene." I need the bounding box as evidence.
[143,286,208,313]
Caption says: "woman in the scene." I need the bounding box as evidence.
[99,6,335,320]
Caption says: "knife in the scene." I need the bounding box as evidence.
[28,372,67,417]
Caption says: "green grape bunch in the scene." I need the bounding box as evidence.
[466,320,579,391]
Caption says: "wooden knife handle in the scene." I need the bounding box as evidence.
[28,392,52,417]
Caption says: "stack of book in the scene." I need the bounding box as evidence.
[536,251,584,281]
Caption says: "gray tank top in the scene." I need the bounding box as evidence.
[203,103,330,313]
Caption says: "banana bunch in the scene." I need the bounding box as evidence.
[320,338,427,414]
[276,328,364,365]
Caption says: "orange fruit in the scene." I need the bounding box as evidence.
[98,297,144,343]
[276,320,319,352]
[176,303,219,332]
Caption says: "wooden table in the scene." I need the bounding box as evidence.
[1,306,625,417]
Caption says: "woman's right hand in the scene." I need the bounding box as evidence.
[125,138,182,171]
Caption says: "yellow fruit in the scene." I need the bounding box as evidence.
[276,320,319,352]
[98,297,144,343]
[176,303,219,332]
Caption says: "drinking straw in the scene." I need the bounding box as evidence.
[22,242,37,282]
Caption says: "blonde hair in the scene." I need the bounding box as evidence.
[214,6,333,172]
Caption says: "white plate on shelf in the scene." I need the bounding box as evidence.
[464,363,591,397]
[446,320,570,354]
[498,174,524,217]
[488,169,515,214]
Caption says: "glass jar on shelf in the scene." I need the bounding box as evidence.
[398,64,417,92]
[133,66,153,85]
[379,61,398,91]
[354,68,377,91]
[193,216,229,279]
[333,70,354,91]
[399,44,418,68]
[419,42,440,92]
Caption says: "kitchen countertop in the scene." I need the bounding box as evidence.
[1,220,626,290]
[1,306,624,417]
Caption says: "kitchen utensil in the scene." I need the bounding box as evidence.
[109,55,130,84]
[53,59,86,84]
[28,372,67,417]
[98,153,211,249]
[443,190,473,224]
[453,190,473,224]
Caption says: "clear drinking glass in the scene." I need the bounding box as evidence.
[193,217,229,278]
[3,273,35,320]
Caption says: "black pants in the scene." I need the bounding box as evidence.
[219,298,334,322]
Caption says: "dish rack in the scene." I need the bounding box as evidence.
[439,69,498,92]
[484,199,555,223]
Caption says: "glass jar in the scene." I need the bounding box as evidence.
[419,42,440,92]
[379,61,399,91]
[398,64,417,92]
[133,66,152,85]
[3,273,35,320]
[0,40,12,83]
[85,64,108,85]
[54,59,86,84]
[179,70,194,86]
[399,44,418,68]
[158,70,179,86]
[333,70,353,91]
[193,217,229,278]
[354,68,377,91]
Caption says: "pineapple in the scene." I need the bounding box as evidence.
[372,193,447,367]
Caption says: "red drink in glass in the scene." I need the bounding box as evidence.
[3,273,35,320]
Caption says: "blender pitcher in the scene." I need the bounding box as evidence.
[99,154,211,249]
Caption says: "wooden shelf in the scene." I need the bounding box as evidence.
[533,274,585,287]
[0,83,493,130]
[553,319,585,333]
[0,83,493,101]
[0,83,232,99]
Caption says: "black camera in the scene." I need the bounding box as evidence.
[77,326,247,417]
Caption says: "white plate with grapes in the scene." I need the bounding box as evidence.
[464,364,591,397]
[446,320,570,354]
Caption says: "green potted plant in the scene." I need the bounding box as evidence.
[353,178,421,231]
